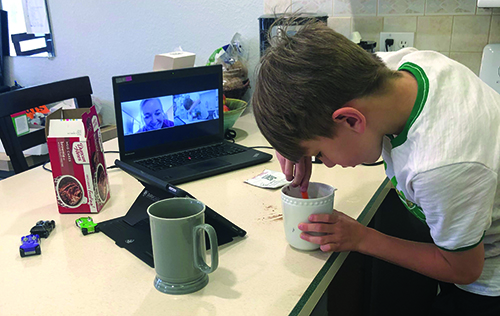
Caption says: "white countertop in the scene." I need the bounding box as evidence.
[0,112,389,316]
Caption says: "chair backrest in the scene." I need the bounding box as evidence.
[0,76,93,174]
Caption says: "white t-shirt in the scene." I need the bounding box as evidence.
[379,49,500,296]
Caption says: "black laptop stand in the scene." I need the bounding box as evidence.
[98,182,246,268]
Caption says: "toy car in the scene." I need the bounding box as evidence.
[20,234,41,257]
[75,216,99,235]
[30,220,56,238]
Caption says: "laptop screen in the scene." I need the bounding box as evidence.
[113,65,223,159]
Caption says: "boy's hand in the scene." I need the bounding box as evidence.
[276,152,312,192]
[298,211,368,252]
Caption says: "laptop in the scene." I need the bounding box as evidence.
[112,65,272,186]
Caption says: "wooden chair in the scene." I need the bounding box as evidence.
[0,76,93,174]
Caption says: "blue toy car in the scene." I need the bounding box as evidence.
[20,234,41,257]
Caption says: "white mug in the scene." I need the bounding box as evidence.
[281,182,336,250]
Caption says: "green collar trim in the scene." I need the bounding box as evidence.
[391,62,429,148]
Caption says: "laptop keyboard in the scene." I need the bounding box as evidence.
[136,143,245,171]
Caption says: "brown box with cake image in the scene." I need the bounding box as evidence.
[45,106,110,213]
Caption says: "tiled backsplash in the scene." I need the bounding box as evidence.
[264,0,500,75]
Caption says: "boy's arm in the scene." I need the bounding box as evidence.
[358,226,484,284]
[299,211,485,285]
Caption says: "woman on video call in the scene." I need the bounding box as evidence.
[137,98,174,132]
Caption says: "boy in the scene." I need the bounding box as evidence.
[252,20,500,315]
[184,94,208,121]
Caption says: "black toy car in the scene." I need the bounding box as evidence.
[30,220,56,238]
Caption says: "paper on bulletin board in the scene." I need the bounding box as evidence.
[22,0,50,34]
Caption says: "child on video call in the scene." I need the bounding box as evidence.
[252,18,500,315]
[184,94,208,121]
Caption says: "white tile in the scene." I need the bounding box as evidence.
[489,15,500,44]
[425,0,477,15]
[333,0,353,16]
[333,0,377,16]
[264,0,292,14]
[352,17,384,42]
[350,0,378,16]
[292,0,333,15]
[378,0,425,16]
[327,17,352,38]
[383,16,418,32]
[415,16,453,51]
[449,52,482,75]
[451,16,491,52]
[476,7,493,15]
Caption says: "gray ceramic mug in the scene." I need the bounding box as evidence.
[147,197,219,295]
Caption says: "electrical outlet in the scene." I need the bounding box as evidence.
[379,32,414,52]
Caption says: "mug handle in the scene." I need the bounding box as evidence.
[193,224,219,274]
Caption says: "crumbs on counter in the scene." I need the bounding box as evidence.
[257,204,283,221]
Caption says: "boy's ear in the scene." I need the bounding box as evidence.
[331,106,366,134]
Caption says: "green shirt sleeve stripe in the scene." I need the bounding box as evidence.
[437,232,486,252]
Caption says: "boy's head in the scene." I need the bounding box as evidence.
[183,97,194,110]
[252,19,399,162]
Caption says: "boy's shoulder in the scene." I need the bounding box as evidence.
[377,48,454,73]
[376,47,418,70]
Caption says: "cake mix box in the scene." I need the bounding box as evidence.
[45,106,110,213]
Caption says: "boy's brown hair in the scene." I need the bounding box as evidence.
[252,19,400,162]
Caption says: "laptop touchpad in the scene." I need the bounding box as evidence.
[189,159,230,171]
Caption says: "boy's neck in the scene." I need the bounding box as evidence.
[358,70,418,137]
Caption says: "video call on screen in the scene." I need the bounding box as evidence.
[117,71,221,153]
[121,89,219,136]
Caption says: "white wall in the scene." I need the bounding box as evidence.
[3,0,264,124]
